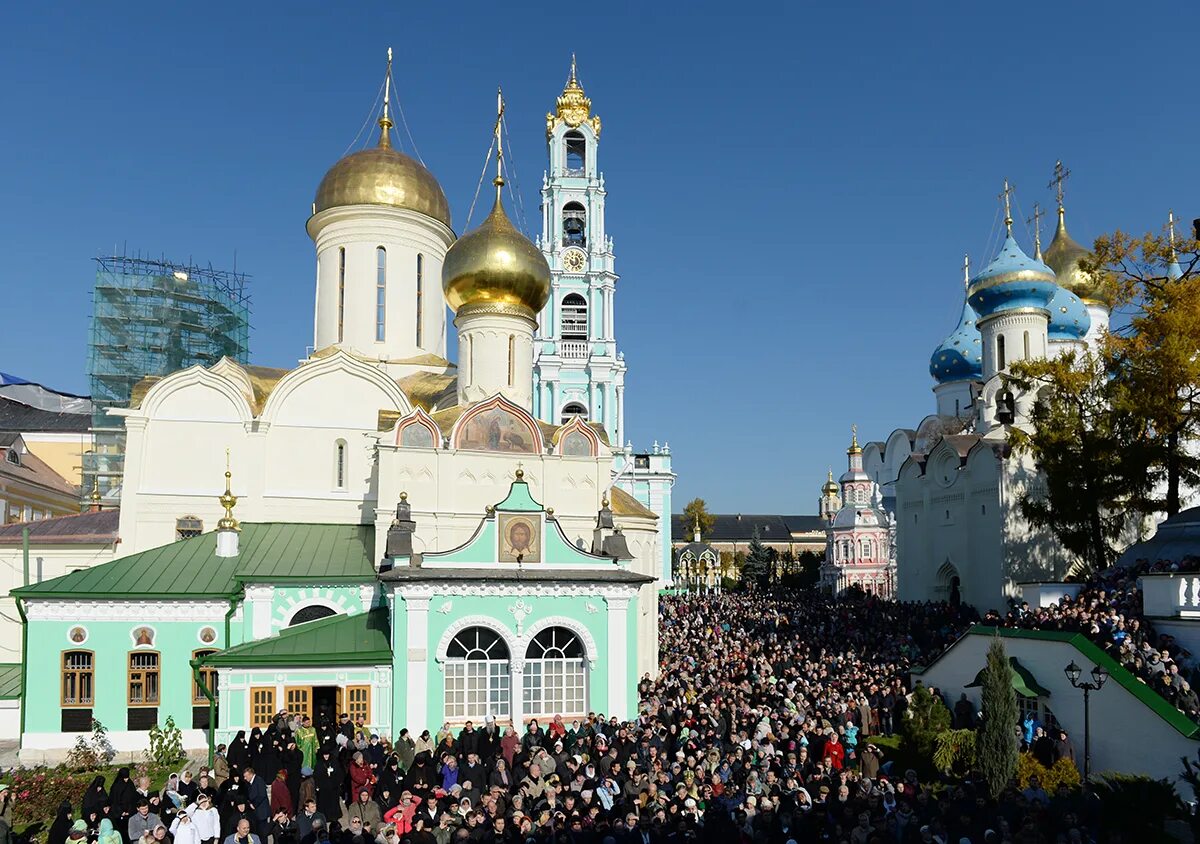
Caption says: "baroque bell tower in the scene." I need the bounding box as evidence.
[533,56,626,447]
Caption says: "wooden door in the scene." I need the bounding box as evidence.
[285,686,312,721]
[345,685,370,724]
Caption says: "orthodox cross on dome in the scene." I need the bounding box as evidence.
[1048,159,1071,211]
[962,253,970,290]
[494,87,506,195]
[1028,203,1045,260]
[378,47,394,148]
[1169,209,1178,256]
[998,179,1015,235]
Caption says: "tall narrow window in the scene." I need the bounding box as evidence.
[1023,330,1030,359]
[508,335,515,386]
[335,440,347,490]
[338,247,346,342]
[375,247,387,342]
[560,294,588,341]
[128,651,160,706]
[62,651,94,707]
[564,131,586,173]
[997,335,1006,370]
[192,650,218,705]
[415,254,424,348]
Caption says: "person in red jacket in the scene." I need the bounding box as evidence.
[268,770,294,818]
[348,752,374,799]
[382,791,421,836]
[824,731,845,770]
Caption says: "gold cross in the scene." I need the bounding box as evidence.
[999,180,1014,234]
[1028,203,1044,257]
[1048,160,1070,209]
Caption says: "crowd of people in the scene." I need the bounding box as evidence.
[27,590,1123,844]
[987,559,1200,718]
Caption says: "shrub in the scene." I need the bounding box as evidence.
[64,719,115,771]
[933,729,976,776]
[145,716,184,767]
[2,768,91,829]
[901,685,951,766]
[1016,752,1080,791]
[1090,773,1186,841]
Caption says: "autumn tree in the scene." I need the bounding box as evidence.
[681,498,716,540]
[1094,219,1200,516]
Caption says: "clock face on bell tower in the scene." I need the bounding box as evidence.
[562,249,586,273]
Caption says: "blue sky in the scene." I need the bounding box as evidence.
[2,2,1196,512]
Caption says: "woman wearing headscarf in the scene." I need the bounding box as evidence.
[412,731,434,759]
[269,771,294,819]
[168,811,201,844]
[313,745,344,825]
[107,769,137,839]
[348,752,374,800]
[47,800,75,844]
[401,752,434,798]
[81,777,109,822]
[227,732,250,773]
[97,818,123,844]
[246,727,265,772]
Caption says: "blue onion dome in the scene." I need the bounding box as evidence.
[967,232,1058,319]
[930,297,983,383]
[1046,285,1091,341]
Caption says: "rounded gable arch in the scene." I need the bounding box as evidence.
[435,615,518,664]
[261,348,411,427]
[395,408,442,449]
[140,365,254,424]
[450,394,544,454]
[517,615,599,668]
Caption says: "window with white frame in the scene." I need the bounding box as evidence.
[444,627,510,721]
[523,626,586,719]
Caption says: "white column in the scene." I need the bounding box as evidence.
[588,382,597,421]
[606,595,630,717]
[510,663,525,729]
[616,386,624,450]
[246,585,275,640]
[405,596,430,730]
[604,288,614,340]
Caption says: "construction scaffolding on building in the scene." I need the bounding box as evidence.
[84,253,251,499]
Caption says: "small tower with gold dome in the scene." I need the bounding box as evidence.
[307,50,455,372]
[1043,161,1115,345]
[443,90,552,410]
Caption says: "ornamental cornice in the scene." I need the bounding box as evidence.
[391,582,638,600]
[24,599,229,622]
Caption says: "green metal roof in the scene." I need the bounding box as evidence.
[965,656,1052,698]
[0,663,21,699]
[12,523,376,599]
[925,626,1200,739]
[494,479,542,512]
[203,608,392,667]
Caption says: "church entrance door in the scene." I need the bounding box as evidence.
[313,686,339,730]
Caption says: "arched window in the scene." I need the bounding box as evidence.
[62,650,94,707]
[1023,330,1030,360]
[415,254,424,348]
[564,131,586,173]
[375,246,387,342]
[508,335,515,387]
[562,202,586,247]
[335,440,347,490]
[128,651,160,706]
[464,335,472,383]
[338,247,346,343]
[175,516,203,540]
[445,627,510,721]
[997,335,1006,370]
[841,540,851,560]
[561,294,587,340]
[524,626,586,719]
[560,402,588,424]
[289,605,338,627]
[192,649,218,705]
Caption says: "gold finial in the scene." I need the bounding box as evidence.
[90,475,102,505]
[962,253,970,291]
[1029,203,1045,261]
[847,424,862,455]
[378,48,394,148]
[218,449,239,531]
[568,53,579,88]
[828,468,835,483]
[546,54,601,138]
[400,491,408,502]
[1169,209,1178,259]
[515,461,524,481]
[602,493,610,508]
[999,179,1014,235]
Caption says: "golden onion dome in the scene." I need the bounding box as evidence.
[1044,207,1115,308]
[822,469,839,496]
[442,180,551,317]
[313,127,451,228]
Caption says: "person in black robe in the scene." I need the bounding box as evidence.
[313,745,345,825]
[247,727,265,772]
[46,800,74,844]
[81,778,108,822]
[227,731,250,772]
[374,757,403,811]
[282,738,304,812]
[108,768,136,842]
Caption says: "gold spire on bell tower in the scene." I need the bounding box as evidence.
[378,47,394,149]
[847,424,862,455]
[546,53,602,138]
[217,450,240,532]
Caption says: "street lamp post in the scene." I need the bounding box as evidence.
[1063,660,1109,781]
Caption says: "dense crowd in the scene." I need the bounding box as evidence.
[22,590,1122,844]
[989,559,1200,718]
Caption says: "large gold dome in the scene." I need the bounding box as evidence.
[1044,208,1115,307]
[442,184,551,316]
[314,135,451,228]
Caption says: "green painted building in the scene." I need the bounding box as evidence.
[13,474,651,758]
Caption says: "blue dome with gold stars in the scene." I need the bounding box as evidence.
[967,232,1058,319]
[930,297,983,383]
[1046,284,1091,341]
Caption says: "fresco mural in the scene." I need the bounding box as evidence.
[457,407,538,453]
[400,421,436,448]
[498,513,541,563]
[560,430,593,457]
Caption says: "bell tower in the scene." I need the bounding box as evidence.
[533,56,626,447]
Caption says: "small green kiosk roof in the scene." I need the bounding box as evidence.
[964,656,1051,697]
[13,523,376,599]
[203,608,392,667]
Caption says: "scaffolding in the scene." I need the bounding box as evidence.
[84,253,251,499]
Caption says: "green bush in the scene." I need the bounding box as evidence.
[933,729,976,776]
[901,685,951,768]
[146,715,184,767]
[1090,772,1186,842]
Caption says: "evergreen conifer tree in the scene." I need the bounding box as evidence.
[978,636,1019,798]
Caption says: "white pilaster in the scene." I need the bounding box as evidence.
[405,596,430,729]
[246,585,275,641]
[606,595,630,717]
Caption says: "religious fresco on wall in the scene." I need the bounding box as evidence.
[498,513,541,563]
[560,430,593,457]
[131,626,155,647]
[400,421,436,448]
[456,407,538,453]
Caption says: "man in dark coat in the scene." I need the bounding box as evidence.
[242,767,271,843]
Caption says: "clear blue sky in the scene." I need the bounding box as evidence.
[2,3,1196,512]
